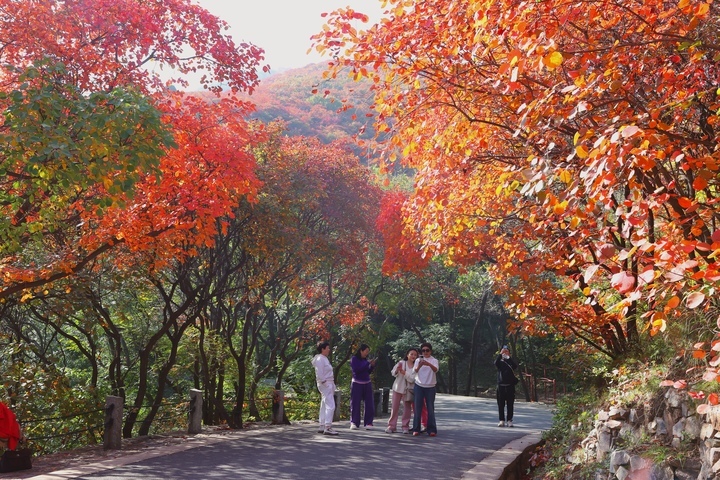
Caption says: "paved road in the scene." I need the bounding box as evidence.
[61,395,554,480]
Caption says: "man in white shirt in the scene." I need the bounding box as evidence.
[311,341,339,435]
[412,342,439,436]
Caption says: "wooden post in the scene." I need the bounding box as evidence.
[188,389,203,434]
[271,390,284,425]
[103,396,123,450]
[333,391,342,422]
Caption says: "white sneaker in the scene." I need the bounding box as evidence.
[365,424,374,430]
[385,426,394,433]
[350,423,359,430]
[507,421,514,427]
[323,428,339,435]
[498,421,505,427]
[317,428,324,433]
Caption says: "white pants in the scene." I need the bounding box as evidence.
[317,382,336,428]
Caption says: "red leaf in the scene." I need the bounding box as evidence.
[689,390,706,399]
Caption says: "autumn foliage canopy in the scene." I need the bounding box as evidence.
[313,0,720,366]
[0,0,265,300]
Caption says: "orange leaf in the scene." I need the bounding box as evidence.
[693,349,706,359]
[678,197,694,208]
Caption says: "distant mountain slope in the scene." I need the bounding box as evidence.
[246,63,377,146]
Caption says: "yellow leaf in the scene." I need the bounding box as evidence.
[576,145,589,159]
[650,318,667,336]
[542,51,563,69]
[558,170,572,184]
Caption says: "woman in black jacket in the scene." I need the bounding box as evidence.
[494,346,518,427]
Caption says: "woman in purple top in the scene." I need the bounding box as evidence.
[350,343,376,429]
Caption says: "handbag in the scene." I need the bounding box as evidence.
[404,385,415,402]
[0,448,32,473]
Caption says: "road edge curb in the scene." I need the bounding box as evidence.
[461,432,543,480]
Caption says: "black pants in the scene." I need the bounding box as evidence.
[496,384,515,421]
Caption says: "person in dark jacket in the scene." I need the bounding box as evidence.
[494,345,518,427]
[350,344,376,429]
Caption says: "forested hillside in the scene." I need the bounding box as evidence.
[245,63,377,159]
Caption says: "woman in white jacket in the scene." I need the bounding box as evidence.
[312,341,338,435]
[385,348,419,434]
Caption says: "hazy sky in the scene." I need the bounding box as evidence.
[194,0,385,73]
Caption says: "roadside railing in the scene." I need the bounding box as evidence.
[21,405,105,454]
[13,387,388,454]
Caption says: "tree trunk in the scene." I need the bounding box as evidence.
[465,291,489,396]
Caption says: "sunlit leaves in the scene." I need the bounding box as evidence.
[314,0,720,359]
[685,291,706,309]
[0,0,265,95]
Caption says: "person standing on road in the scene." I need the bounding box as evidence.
[495,345,519,427]
[312,341,338,435]
[350,343,376,430]
[412,342,438,437]
[386,347,419,434]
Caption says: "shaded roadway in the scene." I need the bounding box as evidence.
[41,394,554,480]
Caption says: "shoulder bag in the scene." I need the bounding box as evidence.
[0,448,32,473]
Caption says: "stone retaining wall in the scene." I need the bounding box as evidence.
[574,388,720,479]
